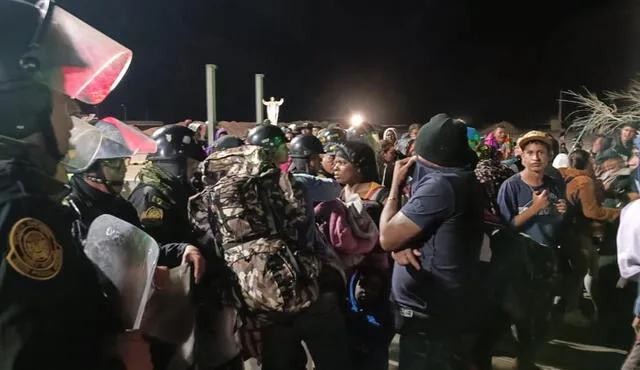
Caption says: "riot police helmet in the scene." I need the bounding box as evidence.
[318,128,347,146]
[0,0,132,160]
[212,135,244,152]
[246,124,287,151]
[289,134,325,158]
[147,124,207,162]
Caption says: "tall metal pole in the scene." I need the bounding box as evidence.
[255,74,264,124]
[206,64,217,146]
[558,90,563,123]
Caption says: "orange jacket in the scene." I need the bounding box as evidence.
[559,167,620,223]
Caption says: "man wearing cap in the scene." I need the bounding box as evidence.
[496,130,568,370]
[379,113,484,369]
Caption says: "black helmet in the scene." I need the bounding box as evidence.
[246,124,286,151]
[300,122,314,130]
[212,135,244,151]
[318,128,347,154]
[289,135,325,158]
[0,0,131,159]
[318,128,347,146]
[281,126,292,134]
[148,124,206,162]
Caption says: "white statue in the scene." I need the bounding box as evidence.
[262,97,284,125]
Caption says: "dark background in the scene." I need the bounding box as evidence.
[59,0,640,127]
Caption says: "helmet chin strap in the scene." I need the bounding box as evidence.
[84,163,125,196]
[84,173,124,195]
[292,157,316,176]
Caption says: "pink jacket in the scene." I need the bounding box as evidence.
[279,157,292,173]
[315,199,381,270]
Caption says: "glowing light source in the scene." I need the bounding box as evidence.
[350,114,364,127]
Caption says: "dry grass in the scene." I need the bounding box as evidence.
[563,79,640,137]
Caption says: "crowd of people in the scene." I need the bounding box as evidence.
[3,2,640,370]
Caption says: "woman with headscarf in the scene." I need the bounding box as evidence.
[330,140,393,370]
[333,141,387,205]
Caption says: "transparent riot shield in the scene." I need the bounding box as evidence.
[85,214,159,329]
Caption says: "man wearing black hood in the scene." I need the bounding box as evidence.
[379,113,484,370]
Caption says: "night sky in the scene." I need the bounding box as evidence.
[59,0,640,127]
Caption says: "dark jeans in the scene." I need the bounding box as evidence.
[345,304,395,370]
[261,292,350,370]
[513,248,557,368]
[398,332,467,370]
[395,308,468,370]
[350,344,390,370]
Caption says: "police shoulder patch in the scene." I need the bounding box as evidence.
[7,218,63,280]
[151,196,167,207]
[141,206,164,222]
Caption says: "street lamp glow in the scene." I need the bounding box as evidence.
[350,114,364,127]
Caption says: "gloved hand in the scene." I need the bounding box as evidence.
[115,330,153,370]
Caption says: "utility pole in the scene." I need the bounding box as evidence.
[206,64,217,146]
[255,74,264,124]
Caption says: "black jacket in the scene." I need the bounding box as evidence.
[128,164,196,248]
[0,138,123,370]
[67,175,186,267]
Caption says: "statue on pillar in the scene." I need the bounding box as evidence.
[262,97,284,126]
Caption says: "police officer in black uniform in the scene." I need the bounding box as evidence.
[316,128,347,179]
[129,124,206,245]
[288,134,326,176]
[127,124,208,369]
[0,1,150,368]
[64,120,203,271]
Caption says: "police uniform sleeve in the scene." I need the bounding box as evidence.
[129,185,171,242]
[128,185,186,267]
[0,197,124,369]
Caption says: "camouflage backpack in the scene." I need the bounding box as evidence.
[189,145,320,315]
